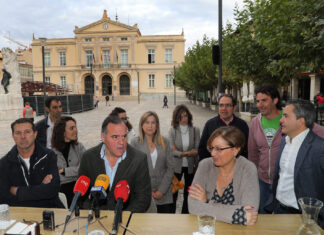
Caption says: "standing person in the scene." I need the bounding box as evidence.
[188,126,259,225]
[110,107,136,142]
[163,95,168,109]
[248,85,324,214]
[130,111,174,213]
[105,95,110,106]
[168,105,200,214]
[0,118,63,208]
[51,116,86,207]
[35,97,62,148]
[272,100,324,229]
[78,115,151,212]
[94,96,99,108]
[198,94,249,161]
[23,102,34,123]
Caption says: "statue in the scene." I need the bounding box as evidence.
[1,69,11,94]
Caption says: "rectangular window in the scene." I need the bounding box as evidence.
[60,76,66,88]
[45,76,50,83]
[149,74,155,88]
[165,74,173,88]
[121,37,128,41]
[103,37,109,41]
[59,51,66,66]
[165,48,172,63]
[85,38,92,42]
[121,49,128,67]
[85,50,93,68]
[102,50,110,68]
[148,49,155,64]
[44,52,51,66]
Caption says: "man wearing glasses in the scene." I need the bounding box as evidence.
[78,115,151,212]
[198,94,249,161]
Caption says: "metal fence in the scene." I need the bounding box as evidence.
[23,94,94,116]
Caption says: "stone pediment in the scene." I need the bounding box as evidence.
[74,10,140,35]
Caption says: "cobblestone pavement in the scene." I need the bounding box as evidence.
[0,98,218,213]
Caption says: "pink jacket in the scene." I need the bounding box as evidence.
[248,113,324,185]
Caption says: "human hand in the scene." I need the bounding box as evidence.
[58,168,64,174]
[188,184,207,203]
[244,205,258,225]
[152,190,163,199]
[42,174,53,184]
[10,186,18,195]
[187,149,198,157]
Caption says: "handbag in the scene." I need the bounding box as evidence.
[160,136,184,194]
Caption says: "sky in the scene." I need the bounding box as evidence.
[0,0,245,52]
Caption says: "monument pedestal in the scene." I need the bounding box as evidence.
[0,94,23,120]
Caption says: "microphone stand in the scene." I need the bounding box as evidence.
[75,206,80,235]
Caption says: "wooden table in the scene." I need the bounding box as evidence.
[6,207,323,234]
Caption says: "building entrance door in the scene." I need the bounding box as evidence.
[102,75,112,95]
[85,76,94,94]
[120,75,130,95]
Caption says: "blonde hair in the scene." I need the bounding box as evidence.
[138,111,161,145]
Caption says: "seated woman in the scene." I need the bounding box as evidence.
[188,126,259,225]
[110,107,136,142]
[52,116,86,207]
[130,111,174,213]
[168,104,200,214]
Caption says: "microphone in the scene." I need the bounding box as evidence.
[62,176,90,234]
[112,180,130,235]
[87,174,110,222]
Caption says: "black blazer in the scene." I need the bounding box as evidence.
[273,130,324,229]
[35,116,49,147]
[78,143,152,212]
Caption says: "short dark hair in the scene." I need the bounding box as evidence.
[255,85,282,110]
[101,115,125,135]
[207,126,245,157]
[45,97,61,108]
[109,107,133,130]
[218,94,237,106]
[11,118,36,133]
[171,105,193,128]
[286,99,316,128]
[52,116,78,152]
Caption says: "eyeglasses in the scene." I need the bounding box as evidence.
[219,104,233,108]
[121,117,129,121]
[207,146,234,153]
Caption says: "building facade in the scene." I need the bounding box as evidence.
[31,10,185,98]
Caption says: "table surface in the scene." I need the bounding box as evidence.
[5,207,323,235]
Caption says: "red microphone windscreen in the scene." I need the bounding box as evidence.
[73,175,90,196]
[114,180,130,202]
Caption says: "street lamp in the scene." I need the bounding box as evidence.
[39,37,47,114]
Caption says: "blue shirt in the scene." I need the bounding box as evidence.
[100,144,127,189]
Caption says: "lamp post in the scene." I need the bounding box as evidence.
[39,37,47,115]
[218,0,223,97]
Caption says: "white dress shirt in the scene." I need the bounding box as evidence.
[46,117,54,149]
[180,125,189,167]
[276,128,309,209]
[150,148,158,169]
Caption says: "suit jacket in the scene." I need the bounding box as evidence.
[168,126,200,174]
[78,143,151,213]
[130,136,174,205]
[35,117,49,147]
[273,130,324,229]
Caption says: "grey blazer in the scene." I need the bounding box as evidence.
[168,126,200,174]
[130,136,174,205]
[53,142,86,185]
[188,156,260,224]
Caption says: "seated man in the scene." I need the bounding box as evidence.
[272,99,324,229]
[0,118,63,208]
[79,115,151,212]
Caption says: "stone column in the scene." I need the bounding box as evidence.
[310,74,320,101]
[291,78,298,99]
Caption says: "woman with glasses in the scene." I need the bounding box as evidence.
[52,116,86,207]
[188,126,259,225]
[168,104,200,213]
[130,111,174,213]
[110,107,136,142]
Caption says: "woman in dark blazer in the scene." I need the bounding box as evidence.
[168,104,200,213]
[130,111,174,213]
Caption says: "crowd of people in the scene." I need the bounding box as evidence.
[0,85,323,229]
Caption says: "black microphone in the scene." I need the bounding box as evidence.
[112,180,130,235]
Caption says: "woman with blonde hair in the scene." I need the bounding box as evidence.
[130,111,174,213]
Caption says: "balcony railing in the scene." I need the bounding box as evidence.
[81,63,131,69]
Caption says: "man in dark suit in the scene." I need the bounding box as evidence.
[272,99,324,229]
[35,97,62,148]
[78,115,151,212]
